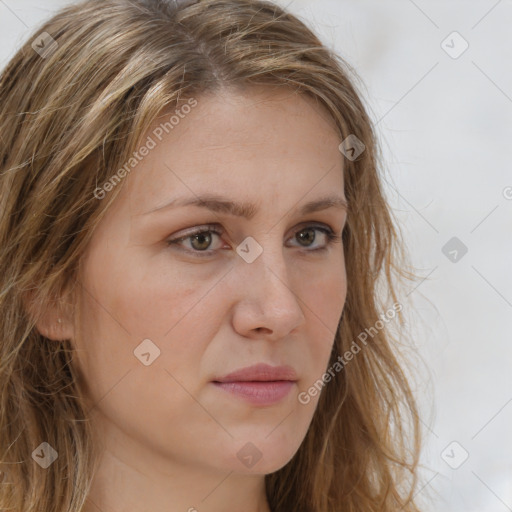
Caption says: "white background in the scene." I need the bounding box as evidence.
[1,1,511,510]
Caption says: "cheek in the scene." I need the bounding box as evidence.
[76,249,228,391]
[70,252,171,393]
[301,254,347,331]
[82,247,205,339]
[73,254,225,453]
[297,257,346,379]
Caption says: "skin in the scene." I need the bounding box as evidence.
[42,85,348,512]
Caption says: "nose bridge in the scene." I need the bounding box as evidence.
[234,233,304,323]
[239,232,288,285]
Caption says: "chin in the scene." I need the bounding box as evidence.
[217,432,304,475]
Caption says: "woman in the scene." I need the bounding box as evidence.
[0,0,422,510]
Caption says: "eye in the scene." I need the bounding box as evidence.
[165,223,342,258]
[289,225,341,251]
[166,224,225,257]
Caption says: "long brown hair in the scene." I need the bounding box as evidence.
[0,0,422,510]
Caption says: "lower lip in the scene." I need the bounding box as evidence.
[212,381,295,406]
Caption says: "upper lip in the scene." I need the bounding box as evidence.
[213,363,298,383]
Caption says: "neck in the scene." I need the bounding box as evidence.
[82,429,272,512]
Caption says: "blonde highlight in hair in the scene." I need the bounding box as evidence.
[0,1,422,510]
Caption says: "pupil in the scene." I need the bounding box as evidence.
[192,233,211,250]
[298,228,315,246]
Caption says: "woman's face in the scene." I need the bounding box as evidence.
[72,85,347,477]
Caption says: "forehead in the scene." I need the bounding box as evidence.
[123,86,345,217]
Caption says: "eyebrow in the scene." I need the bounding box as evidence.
[141,193,348,219]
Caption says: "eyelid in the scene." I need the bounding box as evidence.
[170,223,221,241]
[167,221,332,244]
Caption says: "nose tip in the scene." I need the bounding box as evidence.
[231,257,306,340]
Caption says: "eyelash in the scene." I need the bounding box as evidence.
[165,223,342,258]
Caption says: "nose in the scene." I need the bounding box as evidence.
[230,243,306,341]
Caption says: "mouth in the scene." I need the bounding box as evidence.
[212,381,296,406]
[212,363,298,406]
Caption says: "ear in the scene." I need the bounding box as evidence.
[23,287,75,341]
